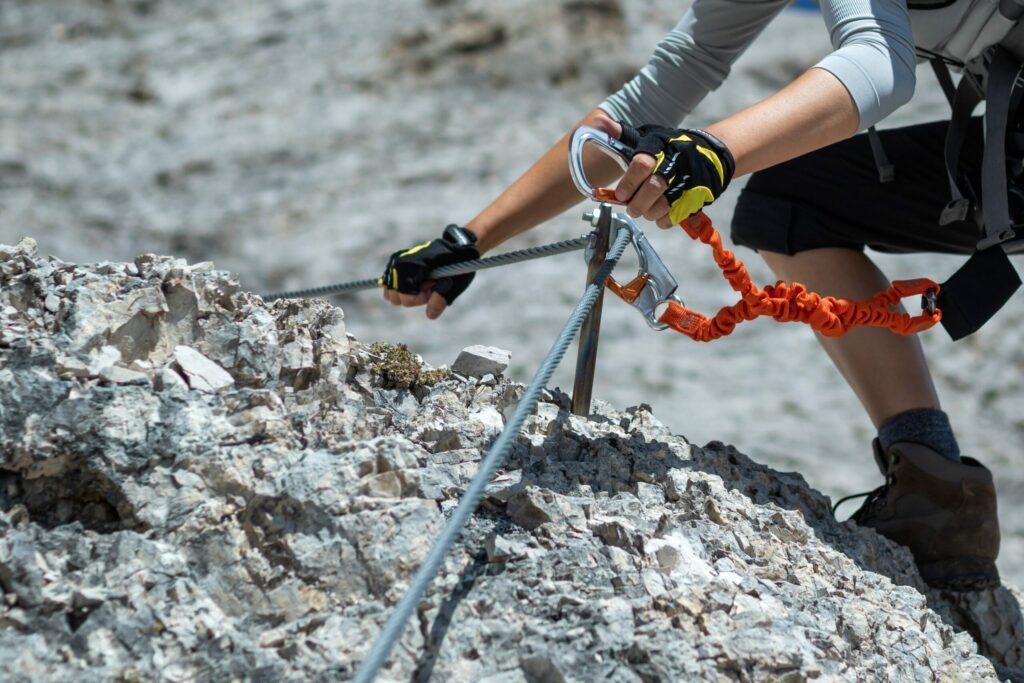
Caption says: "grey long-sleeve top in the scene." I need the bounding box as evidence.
[600,0,920,131]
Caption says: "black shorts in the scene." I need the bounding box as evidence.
[731,119,983,256]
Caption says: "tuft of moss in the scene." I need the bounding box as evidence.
[368,342,451,390]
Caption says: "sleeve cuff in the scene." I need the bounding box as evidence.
[814,49,897,131]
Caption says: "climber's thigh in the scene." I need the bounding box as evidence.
[730,119,982,256]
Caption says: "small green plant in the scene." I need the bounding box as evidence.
[368,342,450,389]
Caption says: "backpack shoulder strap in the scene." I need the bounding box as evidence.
[939,67,985,225]
[979,46,1021,248]
[936,46,1024,340]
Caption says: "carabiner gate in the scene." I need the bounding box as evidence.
[604,212,686,330]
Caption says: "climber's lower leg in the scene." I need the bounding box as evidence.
[726,123,999,587]
[760,248,961,463]
[757,247,1000,589]
[760,248,940,427]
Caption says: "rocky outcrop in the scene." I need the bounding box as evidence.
[0,239,1022,682]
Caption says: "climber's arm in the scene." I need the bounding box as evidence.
[464,0,793,255]
[463,108,622,255]
[393,0,917,316]
[707,67,860,177]
[610,68,860,227]
[612,0,917,225]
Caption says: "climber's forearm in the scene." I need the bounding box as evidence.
[706,67,860,178]
[466,109,624,254]
[467,70,858,252]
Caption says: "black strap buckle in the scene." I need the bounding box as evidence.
[940,198,972,225]
[921,289,939,316]
[977,227,1017,250]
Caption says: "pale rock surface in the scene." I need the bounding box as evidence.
[453,345,512,378]
[97,364,149,385]
[173,345,234,392]
[4,0,1023,589]
[0,241,1022,682]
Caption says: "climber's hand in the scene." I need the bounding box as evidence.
[381,225,479,319]
[596,116,735,229]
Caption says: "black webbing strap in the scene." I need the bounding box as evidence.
[980,48,1021,247]
[940,72,984,225]
[936,248,1021,339]
[866,126,895,183]
[931,59,958,107]
[937,48,1023,340]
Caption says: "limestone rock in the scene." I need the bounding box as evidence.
[452,345,511,378]
[0,241,1018,682]
[173,345,234,391]
[87,345,122,375]
[155,365,188,391]
[98,365,149,384]
[484,533,529,563]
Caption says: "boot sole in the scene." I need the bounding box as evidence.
[918,556,1001,591]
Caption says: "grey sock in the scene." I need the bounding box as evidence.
[878,408,961,463]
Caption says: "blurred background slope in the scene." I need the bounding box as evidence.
[3,0,1023,584]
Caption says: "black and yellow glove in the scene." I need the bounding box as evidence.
[620,123,735,224]
[381,224,480,304]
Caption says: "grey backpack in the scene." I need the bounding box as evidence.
[903,0,1024,338]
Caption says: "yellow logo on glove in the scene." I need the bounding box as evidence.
[653,134,729,224]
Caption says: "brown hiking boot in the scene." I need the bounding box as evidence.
[844,440,1001,590]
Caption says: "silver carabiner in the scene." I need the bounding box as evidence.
[568,126,634,201]
[570,127,684,330]
[606,212,685,330]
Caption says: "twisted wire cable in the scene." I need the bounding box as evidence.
[262,235,592,301]
[350,226,631,683]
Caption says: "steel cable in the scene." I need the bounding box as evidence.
[262,235,592,302]
[350,225,631,683]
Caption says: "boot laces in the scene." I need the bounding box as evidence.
[831,479,890,521]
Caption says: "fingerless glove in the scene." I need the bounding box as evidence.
[620,123,735,223]
[382,225,480,304]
